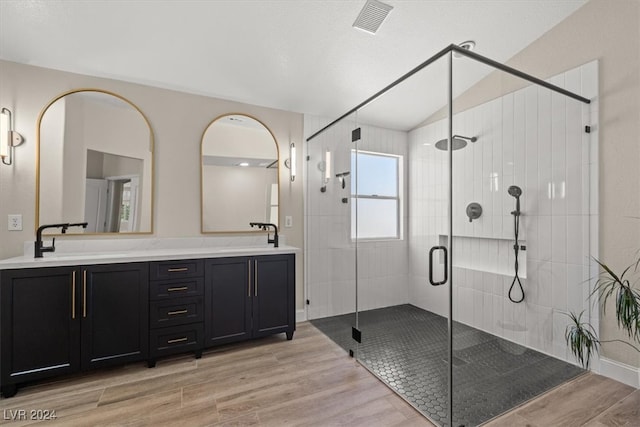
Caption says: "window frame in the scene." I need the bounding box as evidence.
[350,149,403,241]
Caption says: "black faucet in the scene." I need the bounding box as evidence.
[35,222,88,258]
[249,222,279,248]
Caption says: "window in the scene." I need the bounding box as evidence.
[351,150,402,240]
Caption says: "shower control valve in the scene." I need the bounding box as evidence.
[466,202,482,222]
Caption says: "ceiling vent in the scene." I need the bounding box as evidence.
[353,0,393,34]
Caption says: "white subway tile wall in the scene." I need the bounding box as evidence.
[305,61,598,364]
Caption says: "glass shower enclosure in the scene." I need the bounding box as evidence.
[305,45,597,426]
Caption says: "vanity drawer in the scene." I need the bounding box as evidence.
[150,297,203,328]
[150,277,203,300]
[150,259,203,280]
[150,324,203,358]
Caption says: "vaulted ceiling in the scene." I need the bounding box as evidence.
[0,0,588,130]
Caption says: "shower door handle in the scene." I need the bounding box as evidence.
[428,246,448,286]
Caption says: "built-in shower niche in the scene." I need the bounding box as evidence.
[438,235,526,278]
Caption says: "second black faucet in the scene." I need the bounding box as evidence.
[249,222,279,248]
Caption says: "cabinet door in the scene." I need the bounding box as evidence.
[252,254,295,338]
[0,267,80,390]
[81,263,148,369]
[204,257,252,346]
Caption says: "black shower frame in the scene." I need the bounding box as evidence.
[306,43,590,142]
[305,43,592,427]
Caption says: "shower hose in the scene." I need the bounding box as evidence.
[509,209,525,303]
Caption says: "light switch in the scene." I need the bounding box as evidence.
[285,216,293,228]
[8,214,22,231]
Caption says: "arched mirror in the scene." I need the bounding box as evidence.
[201,114,279,233]
[37,89,154,234]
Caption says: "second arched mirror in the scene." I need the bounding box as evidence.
[201,114,279,233]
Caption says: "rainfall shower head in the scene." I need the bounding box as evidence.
[508,185,522,198]
[434,135,478,151]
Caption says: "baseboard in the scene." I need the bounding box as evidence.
[296,309,307,323]
[598,357,640,388]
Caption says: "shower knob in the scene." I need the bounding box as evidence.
[466,202,482,222]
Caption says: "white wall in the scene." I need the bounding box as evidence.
[304,114,409,319]
[408,62,598,363]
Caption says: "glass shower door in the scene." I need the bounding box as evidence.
[449,53,593,427]
[305,112,359,358]
[351,53,454,426]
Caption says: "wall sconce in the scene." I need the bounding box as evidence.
[317,149,332,192]
[324,149,331,183]
[1,108,24,166]
[284,142,296,182]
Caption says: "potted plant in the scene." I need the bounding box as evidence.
[565,258,640,368]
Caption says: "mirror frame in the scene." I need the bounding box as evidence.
[200,113,280,234]
[35,88,155,235]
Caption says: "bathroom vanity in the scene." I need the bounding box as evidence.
[0,243,297,397]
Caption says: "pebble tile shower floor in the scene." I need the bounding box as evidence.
[310,304,585,427]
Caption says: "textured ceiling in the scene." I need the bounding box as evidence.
[0,0,588,130]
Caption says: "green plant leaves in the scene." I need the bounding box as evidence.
[565,311,599,369]
[591,257,640,341]
[615,286,640,340]
[567,257,640,368]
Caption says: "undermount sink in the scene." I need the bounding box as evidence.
[46,247,272,259]
[210,247,268,252]
[48,252,129,259]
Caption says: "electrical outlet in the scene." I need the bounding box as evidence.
[8,214,22,231]
[285,216,293,228]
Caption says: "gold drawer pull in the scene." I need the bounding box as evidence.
[71,271,76,320]
[167,337,188,344]
[254,259,258,296]
[167,286,188,292]
[167,309,188,316]
[167,267,188,272]
[83,269,87,318]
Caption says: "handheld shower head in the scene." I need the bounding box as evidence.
[508,185,522,216]
[508,185,522,198]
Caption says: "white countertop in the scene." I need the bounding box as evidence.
[0,242,299,270]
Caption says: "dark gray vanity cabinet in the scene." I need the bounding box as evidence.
[148,259,204,365]
[0,266,80,398]
[0,252,295,397]
[204,256,252,345]
[82,263,149,369]
[251,255,296,340]
[204,254,295,347]
[0,262,148,397]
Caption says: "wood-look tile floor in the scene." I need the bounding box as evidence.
[0,322,637,426]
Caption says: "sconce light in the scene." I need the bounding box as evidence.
[284,142,296,182]
[1,108,24,166]
[324,149,331,183]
